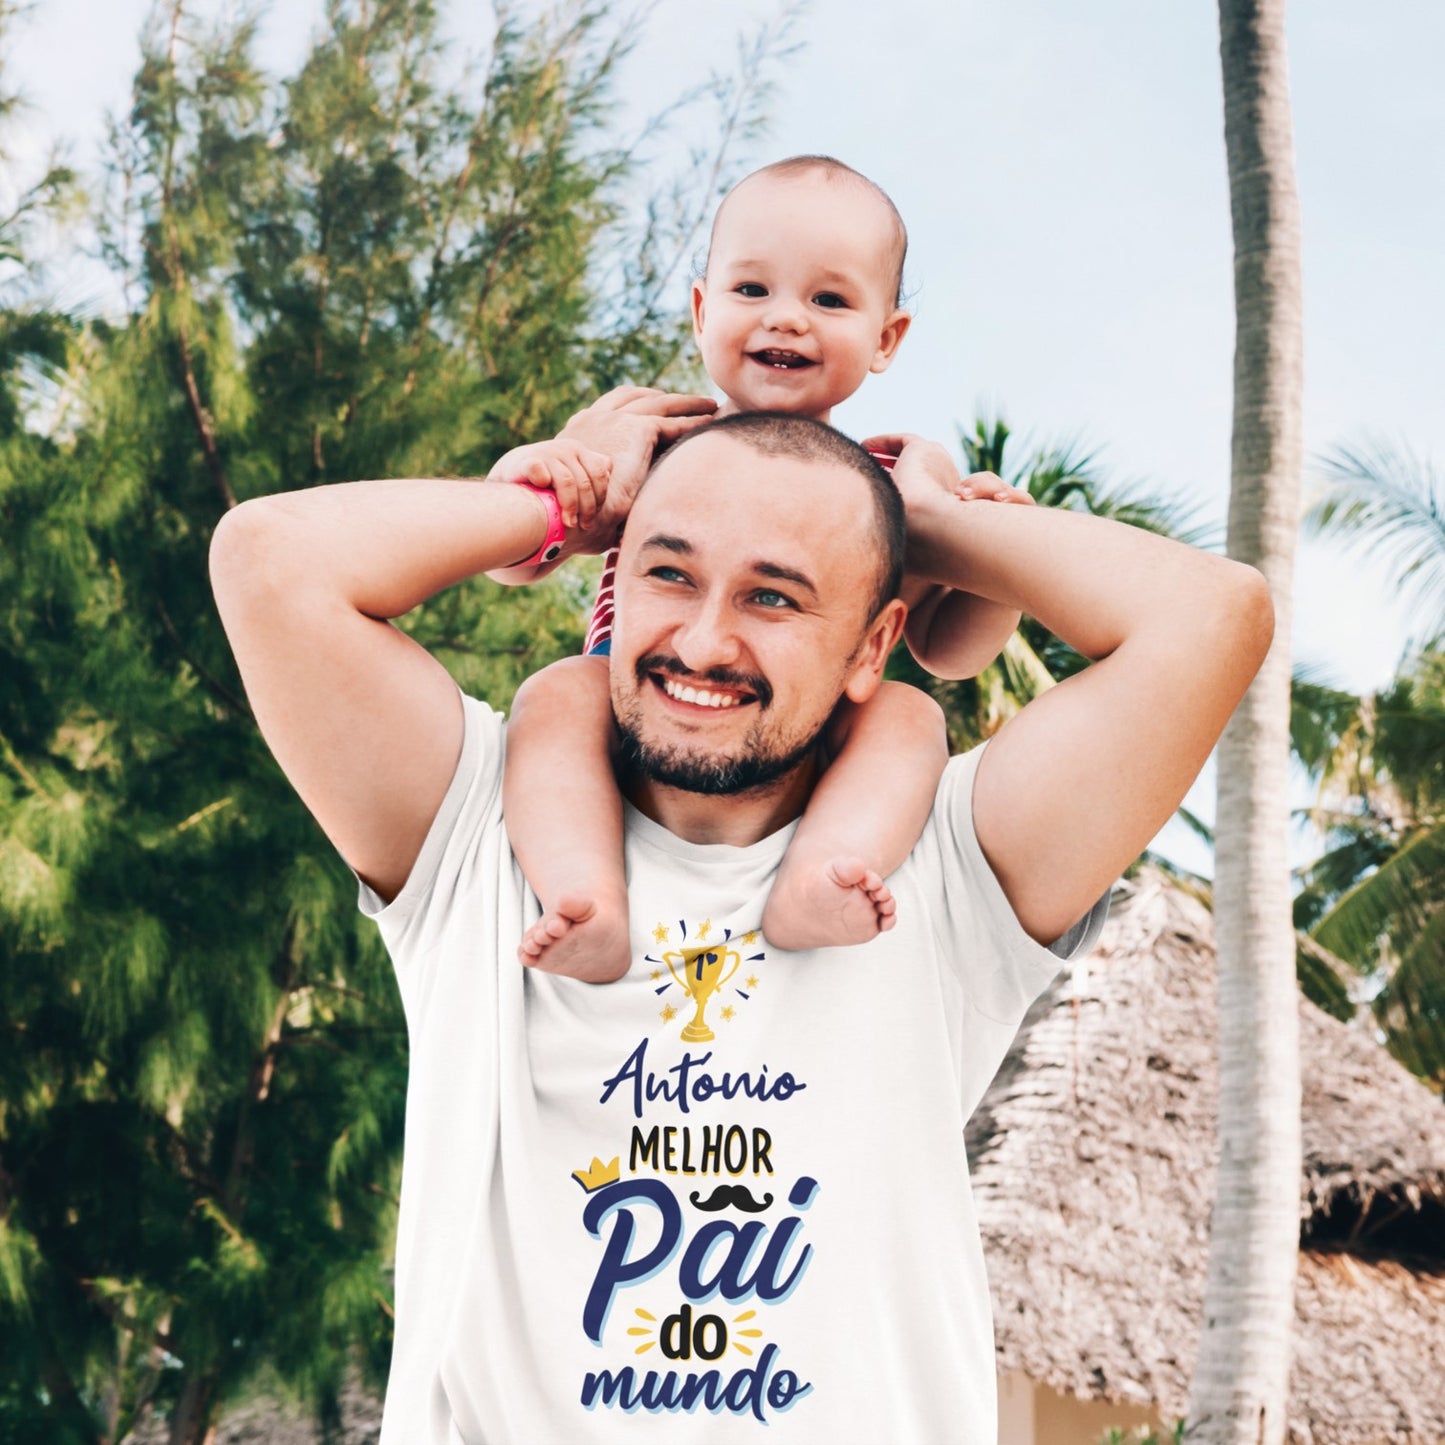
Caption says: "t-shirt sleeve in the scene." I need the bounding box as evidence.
[354,690,506,1010]
[914,741,1109,1115]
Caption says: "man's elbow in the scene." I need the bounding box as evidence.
[1200,559,1275,684]
[1225,560,1276,666]
[209,497,297,621]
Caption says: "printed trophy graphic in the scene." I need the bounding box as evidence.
[664,942,742,1042]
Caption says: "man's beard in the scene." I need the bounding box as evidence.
[615,718,823,795]
[613,654,827,796]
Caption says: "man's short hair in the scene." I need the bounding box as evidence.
[658,413,905,624]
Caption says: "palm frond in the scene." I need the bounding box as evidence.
[1293,931,1359,1022]
[1305,437,1445,639]
[1174,805,1215,849]
[996,630,1056,704]
[1374,927,1445,1087]
[1289,669,1367,777]
[1311,819,1445,966]
[1371,671,1445,798]
[1021,439,1103,501]
[957,415,1011,478]
[1292,828,1397,931]
[955,413,1220,549]
[1034,455,1219,549]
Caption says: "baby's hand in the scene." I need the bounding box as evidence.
[488,439,613,529]
[954,472,1035,506]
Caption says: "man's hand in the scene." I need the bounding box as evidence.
[559,387,717,551]
[863,432,958,514]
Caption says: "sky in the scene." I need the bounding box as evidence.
[9,0,1444,870]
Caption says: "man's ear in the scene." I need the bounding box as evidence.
[869,309,912,375]
[690,279,708,344]
[843,598,908,703]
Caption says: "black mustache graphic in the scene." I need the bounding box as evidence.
[690,1184,774,1213]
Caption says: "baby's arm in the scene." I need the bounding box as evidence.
[905,475,1035,679]
[491,394,716,978]
[507,654,632,982]
[484,438,613,587]
[906,588,1023,680]
[760,681,948,952]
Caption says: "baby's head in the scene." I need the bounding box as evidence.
[691,156,911,423]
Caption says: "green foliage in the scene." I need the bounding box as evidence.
[910,415,1217,751]
[0,0,775,1438]
[1294,439,1445,1080]
[1292,644,1445,1086]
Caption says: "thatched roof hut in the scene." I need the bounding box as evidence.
[969,870,1445,1443]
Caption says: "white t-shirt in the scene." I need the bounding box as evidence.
[359,691,1105,1444]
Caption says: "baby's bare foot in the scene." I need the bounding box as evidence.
[519,890,631,982]
[761,856,897,952]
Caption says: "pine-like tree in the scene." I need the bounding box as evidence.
[1,2,769,1439]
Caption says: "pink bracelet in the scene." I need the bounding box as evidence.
[509,481,567,565]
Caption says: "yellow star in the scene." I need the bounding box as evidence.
[652,922,670,943]
[741,930,760,946]
[649,968,662,982]
[659,1003,678,1023]
[745,975,760,990]
[720,1005,736,1022]
[695,918,712,940]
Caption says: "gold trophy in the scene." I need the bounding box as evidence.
[663,943,742,1042]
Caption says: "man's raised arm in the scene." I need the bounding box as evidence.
[210,477,565,903]
[209,388,715,904]
[869,433,1274,946]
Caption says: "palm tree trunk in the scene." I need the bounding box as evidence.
[1187,2,1303,1441]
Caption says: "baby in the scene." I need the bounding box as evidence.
[493,155,1031,979]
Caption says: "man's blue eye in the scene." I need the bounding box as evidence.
[735,283,767,298]
[754,590,794,609]
[649,566,687,583]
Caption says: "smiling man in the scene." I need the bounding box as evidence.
[210,392,1272,1443]
[609,417,905,831]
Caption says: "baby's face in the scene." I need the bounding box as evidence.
[692,172,910,422]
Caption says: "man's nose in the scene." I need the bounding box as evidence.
[672,596,742,672]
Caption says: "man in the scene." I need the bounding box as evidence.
[210,390,1272,1442]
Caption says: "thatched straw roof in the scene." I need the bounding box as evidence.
[968,870,1445,1442]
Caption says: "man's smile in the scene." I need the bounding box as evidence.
[639,655,771,713]
[659,677,744,709]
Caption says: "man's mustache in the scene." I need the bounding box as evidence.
[636,654,773,710]
[689,1184,774,1213]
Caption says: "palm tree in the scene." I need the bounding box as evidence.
[1292,649,1445,1087]
[1187,1,1303,1440]
[1293,442,1445,1087]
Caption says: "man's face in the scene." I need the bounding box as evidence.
[691,172,909,422]
[609,431,899,798]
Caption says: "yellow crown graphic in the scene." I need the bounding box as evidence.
[571,1155,621,1193]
